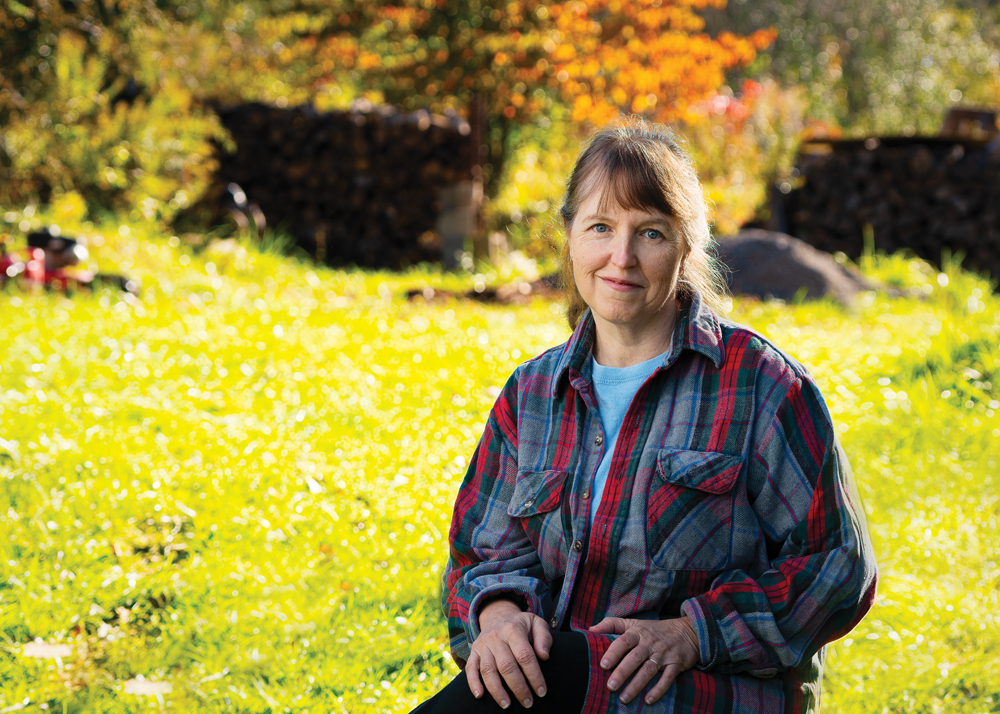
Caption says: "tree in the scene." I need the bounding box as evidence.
[703,0,1000,135]
[1,0,772,225]
[0,0,312,215]
[307,0,773,197]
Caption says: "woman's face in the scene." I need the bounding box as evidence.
[568,187,686,340]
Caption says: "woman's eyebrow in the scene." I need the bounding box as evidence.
[580,211,673,226]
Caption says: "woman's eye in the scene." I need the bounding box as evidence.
[643,229,664,240]
[592,224,609,233]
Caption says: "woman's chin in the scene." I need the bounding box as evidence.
[591,301,673,332]
[592,308,648,331]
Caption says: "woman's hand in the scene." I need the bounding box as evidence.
[466,598,553,709]
[589,615,700,706]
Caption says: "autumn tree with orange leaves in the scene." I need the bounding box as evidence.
[308,0,773,195]
[0,0,772,220]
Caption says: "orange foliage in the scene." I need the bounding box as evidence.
[551,2,776,124]
[315,0,772,128]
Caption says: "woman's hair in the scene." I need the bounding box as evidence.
[559,116,728,329]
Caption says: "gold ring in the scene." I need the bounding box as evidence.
[647,656,661,670]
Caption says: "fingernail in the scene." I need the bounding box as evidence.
[601,660,609,669]
[620,694,630,704]
[646,697,655,705]
[523,698,533,708]
[538,686,546,697]
[473,690,481,699]
[608,679,618,690]
[500,700,509,709]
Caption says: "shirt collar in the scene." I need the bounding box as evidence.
[551,288,725,397]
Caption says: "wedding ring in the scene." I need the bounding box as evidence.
[647,656,661,670]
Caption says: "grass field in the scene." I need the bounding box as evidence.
[1,216,998,713]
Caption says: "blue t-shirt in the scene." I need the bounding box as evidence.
[587,347,670,524]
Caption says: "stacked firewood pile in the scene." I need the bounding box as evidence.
[782,137,1000,282]
[211,102,473,268]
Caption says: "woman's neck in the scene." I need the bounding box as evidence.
[591,300,679,368]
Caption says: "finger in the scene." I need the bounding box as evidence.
[589,616,628,635]
[643,663,682,706]
[599,627,640,672]
[511,636,547,702]
[531,616,553,663]
[608,641,652,693]
[494,642,534,708]
[617,657,661,705]
[465,651,485,699]
[478,649,512,709]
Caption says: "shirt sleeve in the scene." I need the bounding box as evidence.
[680,372,878,676]
[442,375,553,666]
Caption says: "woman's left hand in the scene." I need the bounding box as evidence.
[589,615,701,705]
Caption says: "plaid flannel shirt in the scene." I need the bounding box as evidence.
[443,291,878,713]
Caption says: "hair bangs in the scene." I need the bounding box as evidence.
[582,144,676,221]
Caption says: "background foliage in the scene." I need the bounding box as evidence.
[4,0,1000,244]
[1,0,771,228]
[706,0,1000,136]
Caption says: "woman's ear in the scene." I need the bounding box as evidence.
[679,236,691,276]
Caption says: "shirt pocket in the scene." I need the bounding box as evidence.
[646,448,743,571]
[508,470,569,578]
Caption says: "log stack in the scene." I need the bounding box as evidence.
[780,136,1000,282]
[212,102,474,269]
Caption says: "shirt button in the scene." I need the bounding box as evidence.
[594,435,603,446]
[523,498,534,508]
[582,490,590,499]
[572,540,583,552]
[550,616,558,628]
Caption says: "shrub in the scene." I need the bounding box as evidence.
[677,78,813,235]
[1,33,225,223]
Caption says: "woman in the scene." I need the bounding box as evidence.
[416,118,877,713]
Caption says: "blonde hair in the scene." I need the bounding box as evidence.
[559,117,728,329]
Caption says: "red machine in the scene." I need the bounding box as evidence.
[1,229,138,295]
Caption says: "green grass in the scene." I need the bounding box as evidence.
[1,214,998,713]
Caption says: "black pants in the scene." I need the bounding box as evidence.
[411,632,589,714]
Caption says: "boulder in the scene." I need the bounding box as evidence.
[715,229,880,305]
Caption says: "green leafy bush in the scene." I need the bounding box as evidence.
[2,33,225,222]
[709,0,1000,136]
[678,78,809,234]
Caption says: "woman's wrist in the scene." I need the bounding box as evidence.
[478,596,525,633]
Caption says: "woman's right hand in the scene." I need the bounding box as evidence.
[466,598,553,709]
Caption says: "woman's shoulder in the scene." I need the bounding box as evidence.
[714,315,815,385]
[505,340,574,385]
[482,343,571,448]
[488,341,576,420]
[713,316,836,437]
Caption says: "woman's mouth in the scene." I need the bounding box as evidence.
[599,275,641,291]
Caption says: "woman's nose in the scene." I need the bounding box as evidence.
[609,231,637,267]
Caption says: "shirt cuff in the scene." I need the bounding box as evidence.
[681,594,781,678]
[680,595,721,670]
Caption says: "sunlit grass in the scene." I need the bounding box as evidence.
[1,214,998,713]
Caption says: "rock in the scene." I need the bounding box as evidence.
[715,229,881,305]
